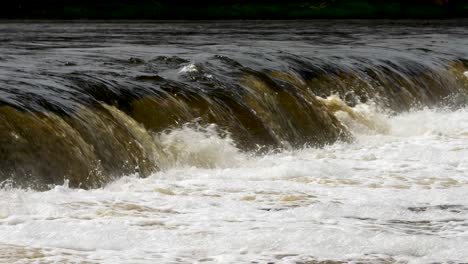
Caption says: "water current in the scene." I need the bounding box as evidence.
[0,20,467,263]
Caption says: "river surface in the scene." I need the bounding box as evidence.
[0,20,468,263]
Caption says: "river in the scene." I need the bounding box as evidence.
[0,20,467,263]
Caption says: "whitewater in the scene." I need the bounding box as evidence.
[1,20,468,263]
[1,103,468,263]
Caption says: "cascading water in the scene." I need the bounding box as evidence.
[0,20,467,263]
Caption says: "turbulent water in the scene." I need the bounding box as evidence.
[0,20,468,263]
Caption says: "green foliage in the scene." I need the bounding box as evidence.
[1,0,465,19]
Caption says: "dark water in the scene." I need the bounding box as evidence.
[0,20,467,189]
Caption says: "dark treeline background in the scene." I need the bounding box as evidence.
[1,0,467,19]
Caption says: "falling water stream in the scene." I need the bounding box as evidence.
[0,20,467,263]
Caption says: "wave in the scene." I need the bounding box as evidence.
[0,55,467,189]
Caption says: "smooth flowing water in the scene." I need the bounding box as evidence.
[0,20,467,263]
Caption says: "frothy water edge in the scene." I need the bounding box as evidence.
[1,105,468,263]
[1,20,467,263]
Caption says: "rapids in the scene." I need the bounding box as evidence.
[0,20,467,263]
[0,20,467,189]
[1,106,468,263]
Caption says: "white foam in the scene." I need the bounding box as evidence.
[1,107,468,263]
[179,63,198,73]
[156,123,243,169]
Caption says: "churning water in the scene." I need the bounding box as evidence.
[0,20,467,263]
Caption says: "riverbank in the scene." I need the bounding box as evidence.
[1,0,466,19]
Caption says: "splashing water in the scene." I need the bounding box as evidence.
[157,123,243,169]
[1,104,468,263]
[0,20,468,263]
